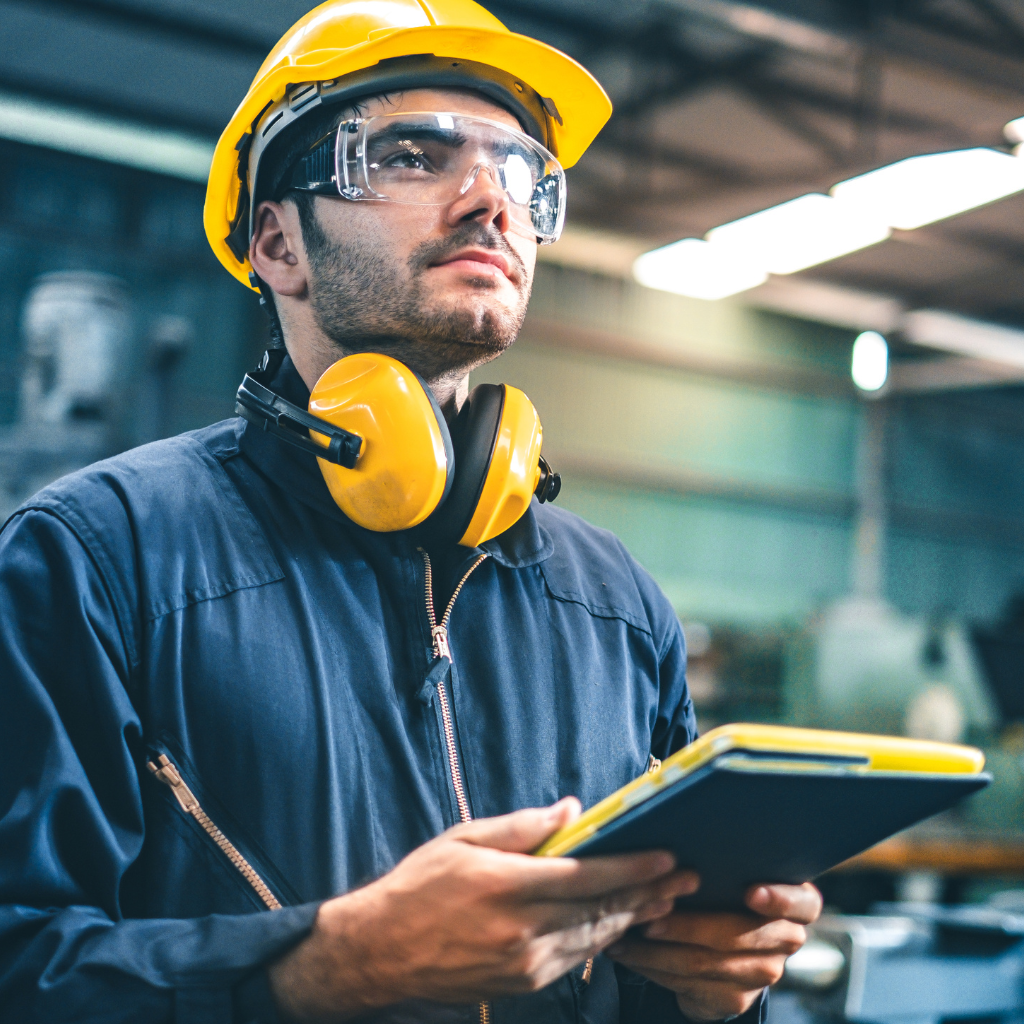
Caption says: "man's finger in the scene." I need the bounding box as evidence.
[607,938,787,989]
[529,874,691,937]
[643,911,806,954]
[453,798,582,854]
[521,858,696,901]
[744,882,822,923]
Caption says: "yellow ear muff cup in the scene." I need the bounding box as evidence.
[439,383,544,549]
[459,384,543,547]
[308,353,453,532]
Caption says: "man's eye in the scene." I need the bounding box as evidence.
[374,141,438,173]
[390,153,428,169]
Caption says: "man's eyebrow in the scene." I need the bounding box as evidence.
[368,124,468,147]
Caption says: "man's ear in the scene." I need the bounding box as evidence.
[249,200,308,298]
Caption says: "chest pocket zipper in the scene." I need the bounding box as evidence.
[147,754,282,911]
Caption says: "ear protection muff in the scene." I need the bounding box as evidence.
[436,382,559,547]
[307,353,455,532]
[235,350,559,544]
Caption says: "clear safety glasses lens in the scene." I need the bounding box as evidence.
[333,112,566,244]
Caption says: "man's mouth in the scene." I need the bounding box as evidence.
[430,247,514,281]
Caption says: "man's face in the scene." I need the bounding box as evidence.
[292,88,539,383]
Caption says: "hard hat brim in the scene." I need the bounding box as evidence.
[204,24,612,288]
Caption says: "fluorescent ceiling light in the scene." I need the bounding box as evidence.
[0,90,214,182]
[851,331,888,391]
[632,238,767,300]
[902,309,1024,369]
[831,149,1024,231]
[706,194,890,274]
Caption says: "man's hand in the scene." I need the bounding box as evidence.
[268,798,698,1022]
[606,882,823,1021]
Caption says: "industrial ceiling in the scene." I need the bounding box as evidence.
[4,0,1024,325]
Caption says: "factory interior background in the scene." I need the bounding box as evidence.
[6,0,1024,1018]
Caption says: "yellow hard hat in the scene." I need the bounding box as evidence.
[204,0,612,289]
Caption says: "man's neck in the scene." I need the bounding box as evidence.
[285,336,471,419]
[431,372,470,421]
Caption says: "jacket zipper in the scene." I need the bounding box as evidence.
[147,754,282,911]
[420,550,491,1024]
[421,551,592,1012]
[421,549,488,825]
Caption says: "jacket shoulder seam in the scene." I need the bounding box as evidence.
[539,572,654,636]
[145,436,285,622]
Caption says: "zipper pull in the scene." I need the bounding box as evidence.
[417,654,451,705]
[147,754,200,814]
[431,624,451,661]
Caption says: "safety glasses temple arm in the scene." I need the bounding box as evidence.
[235,375,362,468]
[284,134,340,194]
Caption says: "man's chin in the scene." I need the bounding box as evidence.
[417,299,524,350]
[425,290,522,323]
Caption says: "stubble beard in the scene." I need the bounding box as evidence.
[305,221,531,382]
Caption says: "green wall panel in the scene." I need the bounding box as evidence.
[476,340,859,495]
[555,479,851,624]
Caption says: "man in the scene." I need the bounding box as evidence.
[0,2,820,1022]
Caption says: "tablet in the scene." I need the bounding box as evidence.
[536,724,990,910]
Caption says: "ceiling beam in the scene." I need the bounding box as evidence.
[11,0,273,57]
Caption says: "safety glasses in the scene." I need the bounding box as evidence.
[285,111,566,244]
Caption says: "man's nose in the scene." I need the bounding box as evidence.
[446,162,512,235]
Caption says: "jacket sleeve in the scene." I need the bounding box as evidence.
[0,508,318,1024]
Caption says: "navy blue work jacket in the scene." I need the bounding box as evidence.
[0,358,758,1024]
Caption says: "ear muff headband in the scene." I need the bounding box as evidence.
[308,353,453,532]
[236,366,363,468]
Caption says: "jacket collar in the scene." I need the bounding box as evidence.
[237,353,553,569]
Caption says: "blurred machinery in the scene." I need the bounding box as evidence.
[786,597,997,743]
[771,900,1024,1024]
[783,593,1024,857]
[0,271,192,521]
[0,272,127,519]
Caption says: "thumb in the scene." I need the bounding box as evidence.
[454,797,582,854]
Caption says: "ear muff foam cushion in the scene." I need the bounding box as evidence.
[441,383,505,546]
[410,367,455,505]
